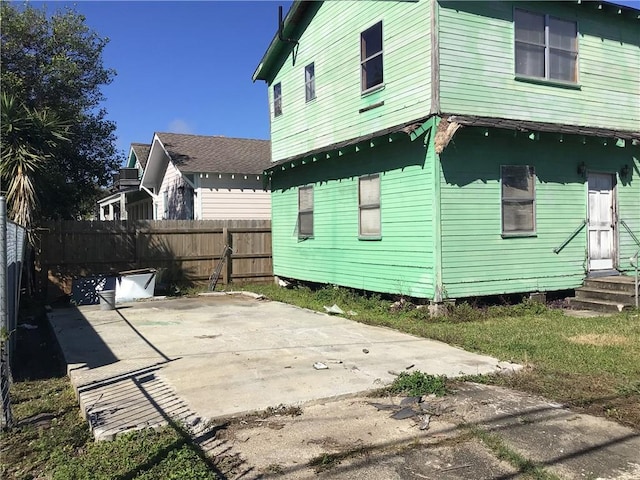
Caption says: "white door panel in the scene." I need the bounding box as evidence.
[587,173,615,271]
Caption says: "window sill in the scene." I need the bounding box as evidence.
[501,232,537,238]
[514,76,581,90]
[361,83,385,97]
[297,235,313,241]
[359,235,382,241]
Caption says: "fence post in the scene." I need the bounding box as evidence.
[224,228,232,285]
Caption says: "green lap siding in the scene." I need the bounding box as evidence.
[271,135,436,298]
[268,1,431,162]
[618,154,640,274]
[438,1,640,131]
[437,128,640,298]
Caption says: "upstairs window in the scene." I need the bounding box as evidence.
[305,63,316,102]
[298,185,313,238]
[515,10,578,83]
[501,166,536,235]
[273,82,282,117]
[359,174,381,237]
[361,21,383,92]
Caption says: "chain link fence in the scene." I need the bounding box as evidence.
[1,197,27,429]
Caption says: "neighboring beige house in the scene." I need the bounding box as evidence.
[97,143,153,221]
[140,133,271,220]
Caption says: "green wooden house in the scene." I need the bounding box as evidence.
[253,0,640,304]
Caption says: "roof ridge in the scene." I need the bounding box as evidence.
[156,132,269,142]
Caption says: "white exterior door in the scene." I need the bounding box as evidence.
[587,173,615,271]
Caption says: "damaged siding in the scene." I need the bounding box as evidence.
[271,136,436,298]
[437,127,639,299]
[437,1,640,131]
[618,154,640,275]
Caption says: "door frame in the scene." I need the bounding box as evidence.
[586,171,618,272]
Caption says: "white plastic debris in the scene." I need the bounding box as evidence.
[323,304,344,315]
[313,362,329,370]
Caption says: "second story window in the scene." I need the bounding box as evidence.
[305,63,316,102]
[361,21,383,92]
[273,82,282,117]
[515,9,578,83]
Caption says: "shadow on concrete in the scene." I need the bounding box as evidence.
[220,389,640,479]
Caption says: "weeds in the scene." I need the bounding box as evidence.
[387,371,448,397]
[466,425,561,480]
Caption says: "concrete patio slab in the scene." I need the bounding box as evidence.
[47,294,517,439]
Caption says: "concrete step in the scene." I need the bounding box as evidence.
[567,297,634,313]
[584,276,637,294]
[574,287,636,303]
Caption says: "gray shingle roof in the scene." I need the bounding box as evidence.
[155,133,271,174]
[131,143,151,168]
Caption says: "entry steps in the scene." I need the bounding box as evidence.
[568,275,638,313]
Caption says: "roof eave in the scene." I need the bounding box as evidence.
[252,1,314,83]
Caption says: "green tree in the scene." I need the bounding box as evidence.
[0,93,70,228]
[0,2,122,221]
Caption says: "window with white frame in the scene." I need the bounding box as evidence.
[515,9,578,83]
[359,174,381,237]
[273,82,282,117]
[305,63,315,102]
[501,166,536,235]
[361,21,383,92]
[298,185,313,237]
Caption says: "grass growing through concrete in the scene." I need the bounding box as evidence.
[239,283,640,429]
[466,425,561,480]
[386,371,448,397]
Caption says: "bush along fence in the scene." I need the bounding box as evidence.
[34,219,273,300]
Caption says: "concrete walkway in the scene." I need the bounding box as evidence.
[47,294,517,439]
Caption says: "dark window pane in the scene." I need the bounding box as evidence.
[273,83,282,117]
[549,49,577,82]
[549,17,577,51]
[299,212,313,236]
[362,55,383,90]
[515,10,545,45]
[515,42,545,77]
[305,63,315,102]
[361,22,382,60]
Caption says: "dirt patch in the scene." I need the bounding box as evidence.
[567,333,630,346]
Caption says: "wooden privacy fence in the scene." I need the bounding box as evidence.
[35,219,272,298]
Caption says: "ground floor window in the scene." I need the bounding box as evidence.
[501,165,536,235]
[359,174,381,237]
[298,185,313,238]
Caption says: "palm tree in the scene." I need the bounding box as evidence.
[0,93,70,229]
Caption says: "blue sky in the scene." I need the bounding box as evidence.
[34,1,292,162]
[31,0,639,165]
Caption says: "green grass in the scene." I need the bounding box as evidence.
[386,371,449,397]
[2,377,221,480]
[239,282,640,428]
[2,298,226,480]
[467,425,561,480]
